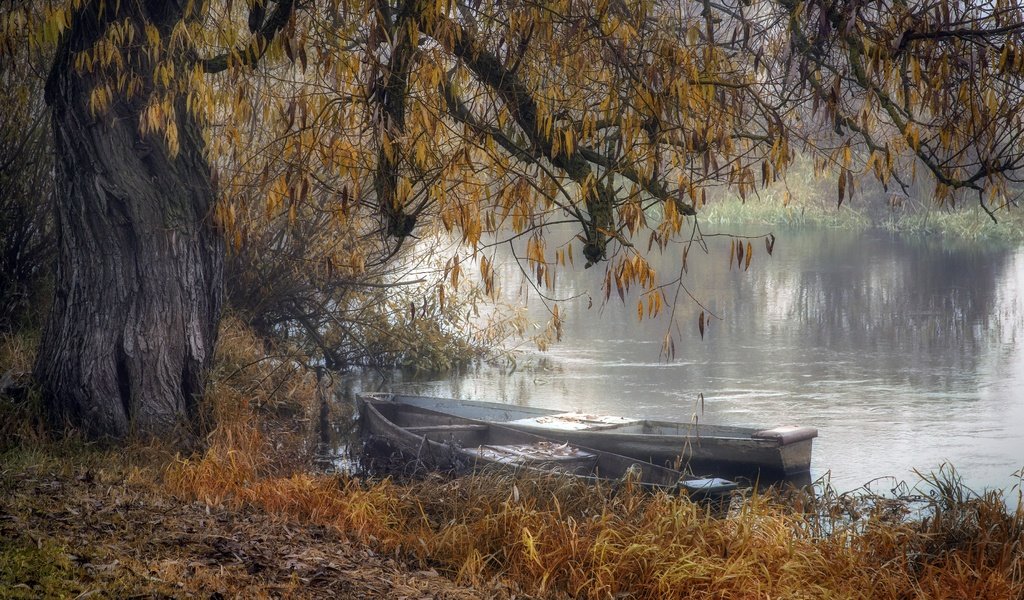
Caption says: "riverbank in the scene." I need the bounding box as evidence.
[2,437,1022,599]
[3,321,1023,599]
[0,446,512,599]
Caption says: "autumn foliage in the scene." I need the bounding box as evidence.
[6,1,1024,368]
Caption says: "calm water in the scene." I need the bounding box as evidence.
[378,226,1024,494]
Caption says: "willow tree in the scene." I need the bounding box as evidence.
[0,0,294,440]
[4,0,1024,442]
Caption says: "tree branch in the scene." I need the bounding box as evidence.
[199,0,296,74]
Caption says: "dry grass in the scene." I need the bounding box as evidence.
[1,449,505,599]
[6,319,1023,599]
[167,453,1024,599]
[0,329,37,376]
[166,336,1024,600]
[169,315,321,504]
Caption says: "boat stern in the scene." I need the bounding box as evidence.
[752,426,818,475]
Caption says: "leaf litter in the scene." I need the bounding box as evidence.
[0,454,523,599]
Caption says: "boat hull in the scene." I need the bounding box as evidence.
[359,398,737,498]
[364,394,817,482]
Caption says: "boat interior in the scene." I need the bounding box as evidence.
[372,401,595,463]
[462,443,599,473]
[366,400,764,495]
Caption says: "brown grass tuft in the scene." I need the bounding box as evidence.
[171,453,1024,599]
[166,315,319,505]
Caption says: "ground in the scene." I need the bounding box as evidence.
[0,455,522,599]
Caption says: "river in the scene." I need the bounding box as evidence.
[370,226,1024,495]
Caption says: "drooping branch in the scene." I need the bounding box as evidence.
[431,16,618,263]
[782,0,1024,220]
[431,14,696,264]
[438,76,588,227]
[200,0,296,74]
[435,18,592,181]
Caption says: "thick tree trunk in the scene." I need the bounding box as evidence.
[35,3,223,442]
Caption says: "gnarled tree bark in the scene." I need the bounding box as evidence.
[35,2,222,442]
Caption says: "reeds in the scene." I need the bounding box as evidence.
[170,451,1024,598]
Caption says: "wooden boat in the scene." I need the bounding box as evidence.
[361,394,817,481]
[358,396,738,499]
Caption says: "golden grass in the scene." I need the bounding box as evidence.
[166,454,1024,600]
[168,315,320,504]
[169,420,1024,597]
[9,317,1022,599]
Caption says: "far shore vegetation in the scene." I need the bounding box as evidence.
[699,161,1024,244]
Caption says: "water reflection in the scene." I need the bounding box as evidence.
[379,227,1024,494]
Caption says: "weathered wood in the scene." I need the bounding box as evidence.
[752,426,819,445]
[405,424,489,434]
[359,398,739,498]
[35,3,222,442]
[363,394,818,480]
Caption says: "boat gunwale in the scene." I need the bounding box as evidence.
[368,393,817,448]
